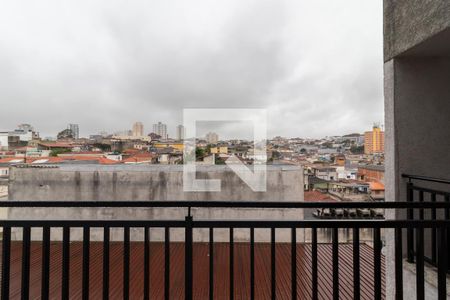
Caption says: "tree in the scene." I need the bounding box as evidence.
[196,148,206,160]
[206,144,212,154]
[350,145,364,154]
[57,129,73,140]
[50,148,71,157]
[272,151,281,159]
[215,155,226,165]
[322,142,333,148]
[93,143,111,152]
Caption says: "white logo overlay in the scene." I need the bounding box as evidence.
[183,108,267,192]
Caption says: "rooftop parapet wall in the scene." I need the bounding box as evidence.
[8,165,303,201]
[384,0,450,61]
[7,165,304,242]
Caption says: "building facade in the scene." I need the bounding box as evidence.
[132,122,144,137]
[364,125,384,154]
[152,122,168,139]
[68,124,79,139]
[357,165,385,183]
[206,132,219,144]
[176,125,185,140]
[0,133,8,150]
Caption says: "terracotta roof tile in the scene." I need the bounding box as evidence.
[304,191,336,202]
[369,181,385,191]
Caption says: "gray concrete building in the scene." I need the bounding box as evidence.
[384,1,450,298]
[8,165,304,242]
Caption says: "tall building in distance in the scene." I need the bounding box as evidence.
[364,124,384,154]
[68,124,79,139]
[176,125,185,140]
[152,122,168,139]
[206,132,219,144]
[132,122,144,137]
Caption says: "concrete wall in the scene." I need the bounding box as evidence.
[8,165,304,242]
[384,0,450,60]
[385,56,450,300]
[384,1,450,298]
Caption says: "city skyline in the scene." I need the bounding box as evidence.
[0,1,383,139]
[0,120,383,141]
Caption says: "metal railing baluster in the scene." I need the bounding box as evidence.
[374,228,382,300]
[332,228,339,300]
[103,226,110,300]
[1,226,11,300]
[82,227,90,300]
[415,227,424,300]
[41,226,50,300]
[164,227,170,300]
[144,227,150,300]
[229,228,234,300]
[271,228,276,300]
[185,215,193,300]
[61,226,70,299]
[394,228,403,300]
[123,226,130,300]
[21,226,31,300]
[209,227,214,300]
[250,227,254,300]
[353,227,360,300]
[291,227,297,300]
[312,228,318,300]
[437,226,447,300]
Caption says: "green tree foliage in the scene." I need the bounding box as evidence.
[196,148,206,160]
[350,145,364,154]
[50,148,71,157]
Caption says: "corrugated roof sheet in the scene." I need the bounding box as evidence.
[1,241,384,299]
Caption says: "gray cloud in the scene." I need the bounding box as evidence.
[0,0,383,139]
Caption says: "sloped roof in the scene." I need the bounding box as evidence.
[37,142,73,148]
[0,158,24,163]
[304,191,336,202]
[370,181,385,191]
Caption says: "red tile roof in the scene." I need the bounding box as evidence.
[59,156,119,165]
[97,157,120,165]
[122,153,154,163]
[27,157,64,163]
[370,182,385,191]
[62,151,103,155]
[304,191,336,202]
[0,157,24,163]
[37,142,73,148]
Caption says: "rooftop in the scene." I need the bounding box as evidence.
[358,165,385,172]
[304,191,335,202]
[1,241,384,299]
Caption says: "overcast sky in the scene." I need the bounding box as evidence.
[0,1,383,139]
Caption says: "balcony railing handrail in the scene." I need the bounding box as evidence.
[402,173,450,185]
[1,200,450,209]
[0,219,447,228]
[1,203,448,299]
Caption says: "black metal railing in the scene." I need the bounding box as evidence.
[403,174,450,272]
[0,200,449,300]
